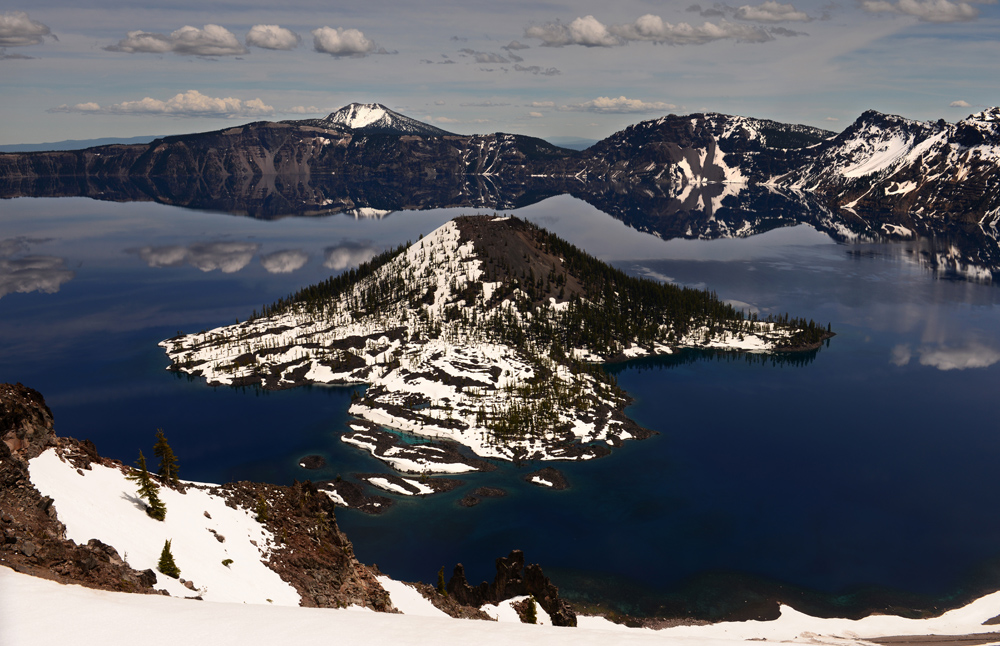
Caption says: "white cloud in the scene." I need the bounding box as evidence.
[890,344,912,366]
[106,24,248,56]
[246,25,300,50]
[312,26,376,57]
[611,15,774,44]
[49,90,274,118]
[735,2,811,22]
[525,15,621,47]
[825,116,840,121]
[529,111,544,118]
[260,250,309,274]
[530,101,556,108]
[323,243,380,271]
[561,96,677,114]
[950,99,972,107]
[284,106,322,114]
[0,11,51,47]
[502,40,530,51]
[861,0,982,22]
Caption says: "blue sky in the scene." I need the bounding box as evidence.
[1,0,997,145]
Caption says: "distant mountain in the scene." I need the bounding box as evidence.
[0,134,161,153]
[287,102,455,137]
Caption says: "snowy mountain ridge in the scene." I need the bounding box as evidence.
[315,102,455,136]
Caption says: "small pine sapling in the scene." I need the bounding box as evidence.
[153,429,180,486]
[436,566,448,596]
[158,539,180,578]
[524,595,538,624]
[127,451,166,520]
[255,493,269,522]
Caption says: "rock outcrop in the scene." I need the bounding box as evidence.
[447,549,577,627]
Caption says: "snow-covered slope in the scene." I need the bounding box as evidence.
[317,102,455,136]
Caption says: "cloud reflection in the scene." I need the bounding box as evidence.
[133,241,260,273]
[891,343,1000,371]
[0,237,74,299]
[260,249,309,274]
[323,242,380,271]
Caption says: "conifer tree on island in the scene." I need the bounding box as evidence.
[158,539,180,579]
[127,450,166,520]
[153,428,179,486]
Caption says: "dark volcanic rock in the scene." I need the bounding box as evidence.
[298,455,326,469]
[524,467,569,490]
[0,383,56,460]
[446,549,577,627]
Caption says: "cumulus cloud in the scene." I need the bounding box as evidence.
[529,111,544,118]
[861,0,983,22]
[950,99,972,107]
[312,26,376,56]
[132,242,260,273]
[531,101,556,108]
[561,96,677,114]
[260,250,309,274]
[106,24,248,56]
[890,342,1000,370]
[324,242,380,271]
[246,24,300,50]
[611,15,774,44]
[525,15,621,47]
[0,11,51,47]
[687,4,728,17]
[735,1,811,22]
[49,90,274,118]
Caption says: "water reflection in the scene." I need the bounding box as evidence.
[260,250,309,274]
[0,236,74,298]
[5,174,997,284]
[323,242,380,270]
[131,241,261,273]
[891,342,1000,371]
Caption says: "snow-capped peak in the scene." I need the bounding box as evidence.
[320,103,454,136]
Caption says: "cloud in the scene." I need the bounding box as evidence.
[459,48,509,64]
[530,101,556,108]
[769,26,809,35]
[561,96,677,114]
[246,25,300,50]
[950,99,972,107]
[687,4,728,17]
[49,90,274,118]
[0,48,35,59]
[611,15,775,44]
[312,26,376,57]
[132,242,260,273]
[890,342,1000,370]
[529,111,544,118]
[825,116,840,121]
[525,15,621,47]
[0,256,74,299]
[514,64,560,76]
[106,24,248,56]
[283,105,321,114]
[324,242,380,271]
[460,101,510,107]
[861,0,983,22]
[735,1,811,22]
[0,11,51,47]
[260,250,309,274]
[502,40,530,51]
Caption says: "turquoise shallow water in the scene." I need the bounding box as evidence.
[2,195,999,618]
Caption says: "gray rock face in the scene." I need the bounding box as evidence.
[0,382,56,461]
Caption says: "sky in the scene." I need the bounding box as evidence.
[0,0,998,146]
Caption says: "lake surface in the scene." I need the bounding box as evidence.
[2,194,999,619]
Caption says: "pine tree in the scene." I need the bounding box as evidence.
[153,429,179,486]
[127,451,166,521]
[255,493,269,522]
[158,539,180,578]
[524,595,537,624]
[436,566,448,596]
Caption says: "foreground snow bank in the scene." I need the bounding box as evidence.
[28,448,299,606]
[5,566,1000,646]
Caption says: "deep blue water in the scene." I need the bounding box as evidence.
[2,195,1000,618]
